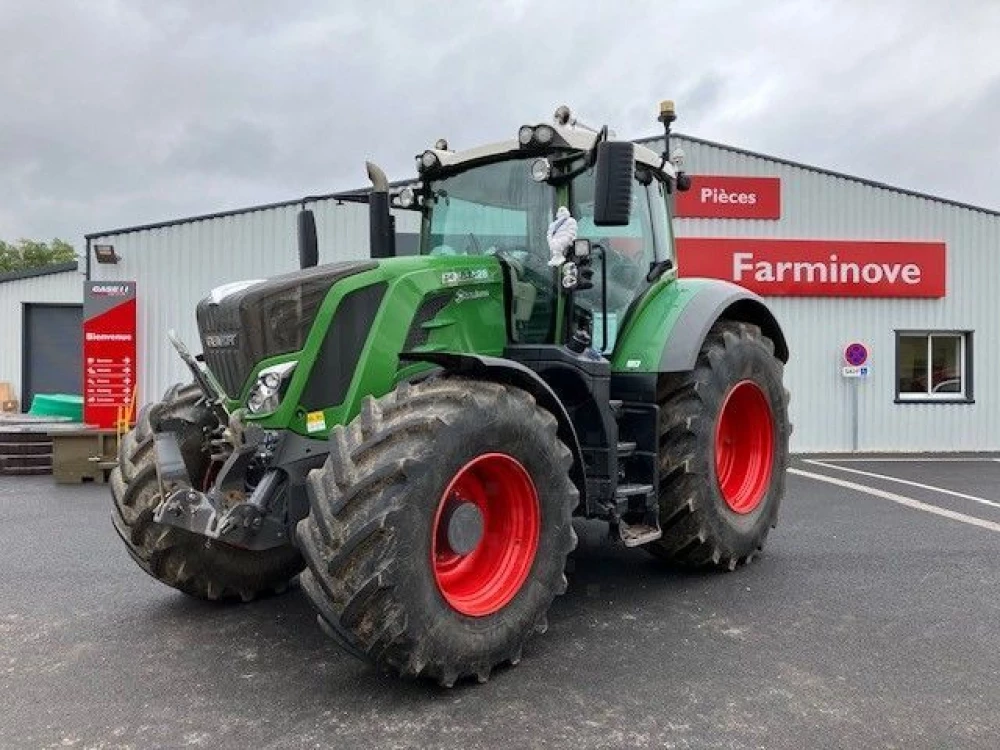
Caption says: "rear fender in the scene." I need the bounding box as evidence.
[611,278,788,374]
[398,351,587,511]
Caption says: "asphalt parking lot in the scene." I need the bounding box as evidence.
[3,456,1000,749]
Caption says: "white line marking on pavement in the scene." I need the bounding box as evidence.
[803,459,1000,510]
[789,467,1000,534]
[808,457,997,463]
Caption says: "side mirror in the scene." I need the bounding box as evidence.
[297,209,318,269]
[593,141,634,226]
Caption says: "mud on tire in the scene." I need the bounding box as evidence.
[648,320,791,571]
[296,377,579,686]
[110,383,304,601]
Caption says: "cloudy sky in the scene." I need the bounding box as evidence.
[2,0,998,247]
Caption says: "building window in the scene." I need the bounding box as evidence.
[895,331,973,402]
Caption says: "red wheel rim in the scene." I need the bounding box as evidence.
[714,381,775,514]
[431,453,540,617]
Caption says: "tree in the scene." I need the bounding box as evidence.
[0,239,77,273]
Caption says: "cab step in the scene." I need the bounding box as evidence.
[613,482,662,546]
[617,519,662,547]
[616,441,637,457]
[615,483,653,500]
[609,399,623,418]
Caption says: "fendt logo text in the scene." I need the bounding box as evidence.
[205,333,239,348]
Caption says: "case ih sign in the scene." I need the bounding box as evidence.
[675,176,781,219]
[83,281,137,428]
[676,238,946,298]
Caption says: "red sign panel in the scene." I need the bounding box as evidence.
[83,281,137,428]
[675,176,781,219]
[676,238,946,298]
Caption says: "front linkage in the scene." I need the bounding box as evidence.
[150,331,322,552]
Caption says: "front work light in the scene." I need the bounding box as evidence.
[533,125,555,145]
[419,150,440,171]
[530,158,551,182]
[398,186,416,208]
[518,124,562,149]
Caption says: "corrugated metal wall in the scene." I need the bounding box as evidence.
[653,136,1000,452]
[89,136,1000,452]
[0,268,85,403]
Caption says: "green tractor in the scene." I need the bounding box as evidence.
[110,101,790,686]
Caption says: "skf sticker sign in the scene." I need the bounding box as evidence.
[676,238,946,298]
[83,281,137,428]
[675,176,781,219]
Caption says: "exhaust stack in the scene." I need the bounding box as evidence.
[366,161,396,259]
[297,206,319,269]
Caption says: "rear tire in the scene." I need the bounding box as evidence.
[648,320,790,570]
[110,383,304,601]
[297,378,578,686]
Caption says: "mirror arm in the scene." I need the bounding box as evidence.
[646,258,674,283]
[593,243,609,353]
[587,125,609,167]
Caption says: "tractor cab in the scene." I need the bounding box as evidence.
[397,108,683,353]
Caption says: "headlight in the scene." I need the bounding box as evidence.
[246,361,297,415]
[518,125,534,145]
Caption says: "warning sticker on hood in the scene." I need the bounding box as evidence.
[306,411,327,433]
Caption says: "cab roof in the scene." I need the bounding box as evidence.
[421,120,676,179]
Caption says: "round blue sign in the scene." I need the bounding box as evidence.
[844,342,869,367]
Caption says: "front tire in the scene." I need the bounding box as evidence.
[109,383,304,601]
[296,378,578,686]
[648,320,791,570]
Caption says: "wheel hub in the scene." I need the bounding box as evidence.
[444,501,484,556]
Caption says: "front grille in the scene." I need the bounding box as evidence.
[196,261,377,397]
[197,303,254,395]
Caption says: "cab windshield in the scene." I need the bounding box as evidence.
[421,158,553,264]
[418,155,670,350]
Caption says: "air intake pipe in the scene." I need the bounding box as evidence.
[366,161,396,259]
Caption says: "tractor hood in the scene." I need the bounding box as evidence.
[196,260,377,396]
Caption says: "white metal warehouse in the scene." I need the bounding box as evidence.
[0,263,85,411]
[7,133,996,452]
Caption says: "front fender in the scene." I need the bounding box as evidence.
[610,278,789,374]
[398,351,587,511]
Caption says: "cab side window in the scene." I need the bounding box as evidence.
[646,177,673,264]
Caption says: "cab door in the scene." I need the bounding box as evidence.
[570,168,668,352]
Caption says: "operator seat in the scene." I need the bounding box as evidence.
[497,254,538,342]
